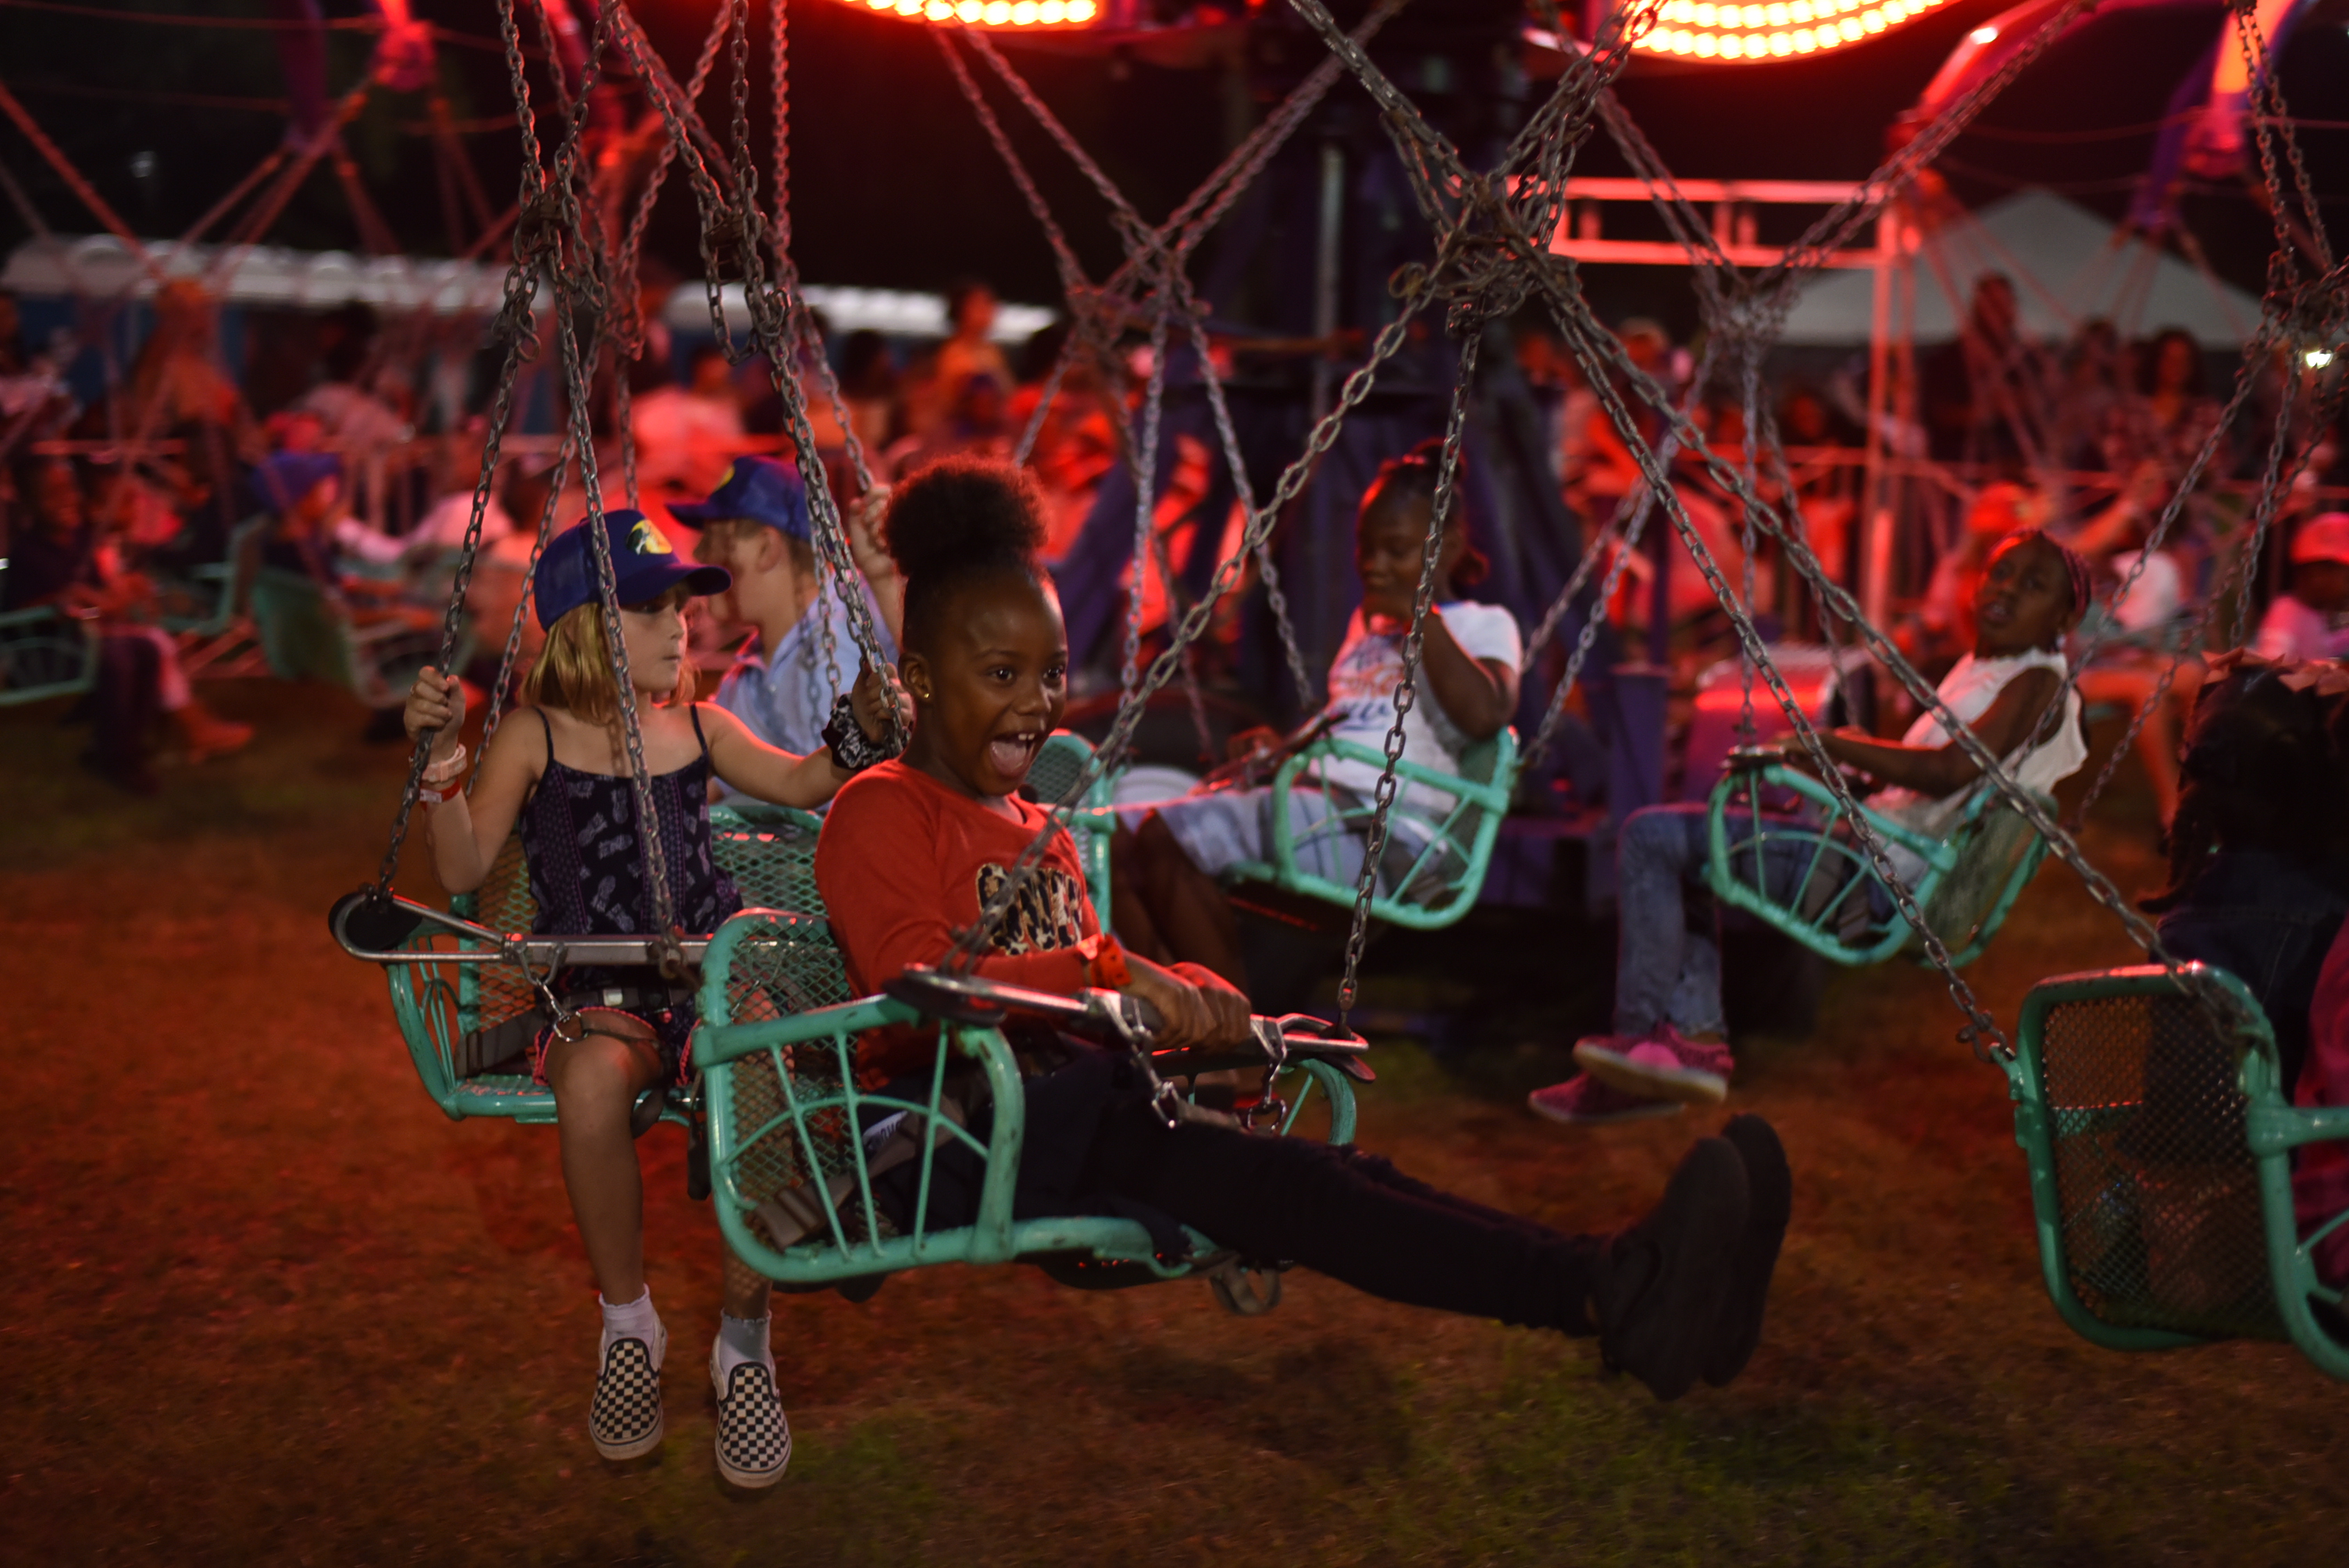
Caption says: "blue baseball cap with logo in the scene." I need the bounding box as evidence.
[666,454,810,540]
[533,508,731,631]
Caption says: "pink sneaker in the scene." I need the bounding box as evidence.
[1527,1072,1684,1126]
[1574,1026,1734,1106]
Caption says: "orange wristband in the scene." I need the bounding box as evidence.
[1082,933,1131,990]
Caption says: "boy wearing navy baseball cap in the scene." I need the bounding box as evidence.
[679,455,904,757]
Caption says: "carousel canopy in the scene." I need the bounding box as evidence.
[1777,188,2262,348]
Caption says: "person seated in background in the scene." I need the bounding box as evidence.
[4,454,250,789]
[1112,441,1521,992]
[1906,482,2044,679]
[249,451,438,633]
[932,279,1013,412]
[1529,530,2091,1126]
[2141,651,2349,1094]
[2065,458,2201,824]
[679,455,904,761]
[814,454,1789,1406]
[2253,512,2349,663]
[633,342,745,502]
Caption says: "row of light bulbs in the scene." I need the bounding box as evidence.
[1636,0,1944,57]
[850,0,1098,26]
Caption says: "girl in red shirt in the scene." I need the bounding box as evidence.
[814,458,1793,1402]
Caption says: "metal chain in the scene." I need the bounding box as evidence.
[1123,296,1174,701]
[1336,328,1481,1022]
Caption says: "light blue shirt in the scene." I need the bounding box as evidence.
[713,584,896,757]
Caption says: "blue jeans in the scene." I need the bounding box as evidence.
[2158,850,2349,1090]
[1613,803,1862,1037]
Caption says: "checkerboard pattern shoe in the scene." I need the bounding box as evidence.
[711,1348,791,1488]
[589,1322,667,1462]
[1575,1026,1734,1106]
[1527,1071,1683,1126]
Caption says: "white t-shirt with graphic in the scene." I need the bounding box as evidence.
[1317,599,1523,813]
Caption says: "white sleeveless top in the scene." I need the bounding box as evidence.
[1866,647,2087,882]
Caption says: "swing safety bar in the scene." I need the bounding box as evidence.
[328,887,711,971]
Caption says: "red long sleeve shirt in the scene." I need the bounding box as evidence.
[815,759,1103,1081]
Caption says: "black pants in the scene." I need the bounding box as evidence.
[874,1051,1604,1333]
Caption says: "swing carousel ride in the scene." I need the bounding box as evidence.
[9,0,2349,1380]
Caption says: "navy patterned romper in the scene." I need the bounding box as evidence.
[521,706,742,1083]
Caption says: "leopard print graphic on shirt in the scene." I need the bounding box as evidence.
[973,862,1089,956]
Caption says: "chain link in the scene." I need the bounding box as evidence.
[1336,328,1481,1022]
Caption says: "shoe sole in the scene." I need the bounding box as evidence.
[1574,1042,1730,1106]
[711,1352,790,1490]
[1526,1089,1684,1127]
[1705,1113,1791,1388]
[591,1415,666,1463]
[1602,1137,1748,1402]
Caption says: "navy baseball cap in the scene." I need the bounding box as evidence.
[533,508,730,631]
[667,454,809,540]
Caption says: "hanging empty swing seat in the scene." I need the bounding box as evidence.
[693,908,1369,1309]
[2008,962,2349,1379]
[1703,754,2052,968]
[1221,727,1520,931]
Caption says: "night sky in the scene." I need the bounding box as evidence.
[2,0,2344,334]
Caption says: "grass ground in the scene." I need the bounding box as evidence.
[3,680,2344,1566]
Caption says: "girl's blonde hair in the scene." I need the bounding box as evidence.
[522,599,694,728]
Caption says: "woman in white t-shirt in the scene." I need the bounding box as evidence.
[1110,443,1522,991]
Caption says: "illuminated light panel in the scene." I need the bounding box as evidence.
[828,0,1093,26]
[1969,23,1999,41]
[1634,0,1944,59]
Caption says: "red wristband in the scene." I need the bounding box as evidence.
[1082,933,1131,990]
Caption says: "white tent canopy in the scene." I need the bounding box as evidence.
[1777,189,2262,348]
[2,234,521,315]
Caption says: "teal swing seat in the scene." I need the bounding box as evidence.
[2008,962,2349,1380]
[693,907,1363,1303]
[1703,759,2051,968]
[381,799,829,1125]
[1224,727,1518,931]
[0,604,99,707]
[248,561,463,712]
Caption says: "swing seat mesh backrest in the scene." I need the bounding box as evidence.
[705,909,888,1246]
[2031,985,2284,1342]
[1907,789,2048,957]
[458,801,835,1052]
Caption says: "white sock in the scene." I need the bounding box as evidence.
[599,1288,664,1368]
[714,1311,774,1384]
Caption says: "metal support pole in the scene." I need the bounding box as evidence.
[1309,139,1344,426]
[1861,205,1896,636]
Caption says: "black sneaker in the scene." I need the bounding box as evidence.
[710,1344,792,1488]
[1595,1136,1748,1402]
[589,1320,667,1461]
[1704,1113,1791,1388]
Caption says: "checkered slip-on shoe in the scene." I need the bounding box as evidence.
[711,1343,791,1489]
[589,1320,667,1462]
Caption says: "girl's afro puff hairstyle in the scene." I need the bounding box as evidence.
[882,457,1051,650]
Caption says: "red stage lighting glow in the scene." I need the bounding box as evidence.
[1634,0,1949,61]
[839,0,1099,28]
